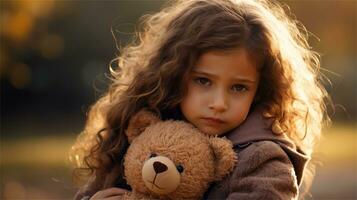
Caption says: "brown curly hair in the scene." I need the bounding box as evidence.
[70,0,330,198]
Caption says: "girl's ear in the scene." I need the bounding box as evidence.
[126,109,160,143]
[209,137,237,181]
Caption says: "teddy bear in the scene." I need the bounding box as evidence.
[120,109,237,200]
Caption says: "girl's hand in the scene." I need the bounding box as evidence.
[89,187,129,200]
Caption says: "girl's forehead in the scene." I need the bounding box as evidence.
[192,48,260,82]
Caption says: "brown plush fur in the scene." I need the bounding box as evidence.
[122,110,237,200]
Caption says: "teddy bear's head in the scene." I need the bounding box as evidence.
[124,110,237,199]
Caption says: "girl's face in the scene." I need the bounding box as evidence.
[180,48,260,136]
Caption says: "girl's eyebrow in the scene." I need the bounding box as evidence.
[192,69,257,83]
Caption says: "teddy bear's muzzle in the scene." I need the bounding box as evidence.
[142,156,181,195]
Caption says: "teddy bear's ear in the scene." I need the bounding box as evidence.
[209,137,237,181]
[126,109,160,143]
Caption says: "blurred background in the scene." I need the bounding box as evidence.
[0,0,356,199]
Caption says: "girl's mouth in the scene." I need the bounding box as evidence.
[201,117,224,124]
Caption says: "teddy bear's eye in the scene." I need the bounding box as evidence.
[176,164,184,173]
[149,153,157,158]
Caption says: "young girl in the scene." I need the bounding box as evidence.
[70,0,330,199]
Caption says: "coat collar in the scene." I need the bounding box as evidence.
[224,105,310,185]
[224,105,292,147]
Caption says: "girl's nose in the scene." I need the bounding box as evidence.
[208,91,228,112]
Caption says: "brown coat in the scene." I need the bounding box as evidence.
[203,106,310,200]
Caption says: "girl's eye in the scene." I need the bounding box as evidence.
[232,84,247,92]
[194,77,211,86]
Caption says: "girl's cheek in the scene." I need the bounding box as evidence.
[237,94,255,111]
[184,85,204,105]
[196,88,212,103]
[190,90,205,104]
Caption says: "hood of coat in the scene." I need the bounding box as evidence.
[224,105,310,185]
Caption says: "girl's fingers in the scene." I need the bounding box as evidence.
[105,196,124,200]
[90,187,129,199]
[104,187,129,195]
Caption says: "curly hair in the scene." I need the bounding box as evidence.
[70,0,330,197]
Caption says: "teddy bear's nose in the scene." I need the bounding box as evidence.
[153,161,168,174]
